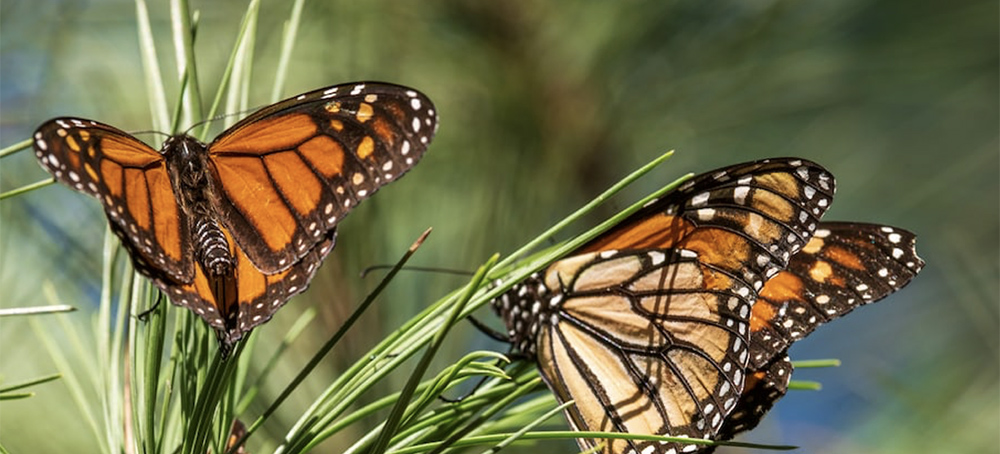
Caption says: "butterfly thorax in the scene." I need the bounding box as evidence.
[163,135,217,218]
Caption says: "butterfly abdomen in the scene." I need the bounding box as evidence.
[193,217,233,276]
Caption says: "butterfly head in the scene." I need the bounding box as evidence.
[162,133,207,171]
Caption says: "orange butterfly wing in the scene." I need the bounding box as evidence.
[224,419,250,454]
[33,118,194,284]
[494,158,836,454]
[207,83,437,273]
[167,225,336,352]
[709,222,924,445]
[580,159,836,290]
[749,222,925,369]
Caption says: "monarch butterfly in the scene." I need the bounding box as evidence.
[33,82,437,354]
[490,158,923,453]
[224,418,249,454]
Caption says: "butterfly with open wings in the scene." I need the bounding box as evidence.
[33,82,438,355]
[491,158,923,453]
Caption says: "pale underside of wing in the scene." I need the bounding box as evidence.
[536,249,755,454]
[499,159,841,453]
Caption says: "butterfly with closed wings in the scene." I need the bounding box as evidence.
[491,158,923,454]
[33,82,438,355]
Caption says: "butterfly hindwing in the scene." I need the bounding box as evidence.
[165,225,336,350]
[208,82,437,273]
[711,354,793,448]
[528,248,759,453]
[33,118,194,284]
[749,222,924,368]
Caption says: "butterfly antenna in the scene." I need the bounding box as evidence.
[359,264,474,279]
[184,101,273,137]
[184,112,234,137]
[130,130,172,144]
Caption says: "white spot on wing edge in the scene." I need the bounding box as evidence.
[691,191,710,207]
[733,186,750,204]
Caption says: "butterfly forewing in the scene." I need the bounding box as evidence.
[33,118,194,284]
[748,222,924,369]
[208,82,437,273]
[583,158,836,292]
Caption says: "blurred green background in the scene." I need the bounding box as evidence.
[1,1,996,453]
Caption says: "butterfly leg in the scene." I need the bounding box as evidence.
[466,315,510,343]
[136,291,164,321]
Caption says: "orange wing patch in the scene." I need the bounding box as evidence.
[749,222,924,369]
[355,102,374,122]
[211,113,317,154]
[579,214,693,253]
[124,170,152,230]
[212,155,298,253]
[264,151,323,217]
[99,133,163,167]
[299,135,345,178]
[357,136,375,159]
